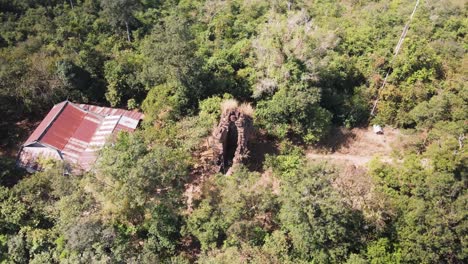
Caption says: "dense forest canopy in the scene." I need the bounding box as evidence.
[0,0,466,263]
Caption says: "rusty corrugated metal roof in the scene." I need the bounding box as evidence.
[19,101,144,172]
[40,102,87,150]
[24,101,67,146]
[78,103,144,120]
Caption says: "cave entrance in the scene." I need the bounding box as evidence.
[210,105,253,174]
[223,121,238,171]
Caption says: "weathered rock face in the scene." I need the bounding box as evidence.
[210,108,253,173]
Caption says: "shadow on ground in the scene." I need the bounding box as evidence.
[246,133,279,172]
[315,127,357,152]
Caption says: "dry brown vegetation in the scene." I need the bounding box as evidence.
[332,165,394,229]
[220,99,239,113]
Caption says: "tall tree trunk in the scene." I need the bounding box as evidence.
[125,21,131,42]
[69,0,74,9]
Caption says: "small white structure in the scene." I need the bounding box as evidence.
[373,125,384,135]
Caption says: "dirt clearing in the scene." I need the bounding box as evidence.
[307,126,406,166]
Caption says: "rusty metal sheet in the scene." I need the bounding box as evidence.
[40,102,86,150]
[24,101,67,145]
[78,104,144,120]
[21,101,144,172]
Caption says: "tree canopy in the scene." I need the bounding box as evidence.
[0,0,466,263]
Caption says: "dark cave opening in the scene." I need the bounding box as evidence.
[223,122,238,170]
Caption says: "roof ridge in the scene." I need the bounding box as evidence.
[73,102,108,119]
[68,101,84,111]
[79,103,141,116]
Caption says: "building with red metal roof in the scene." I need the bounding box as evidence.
[17,101,144,172]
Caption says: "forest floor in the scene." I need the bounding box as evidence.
[307,126,405,167]
[0,119,40,158]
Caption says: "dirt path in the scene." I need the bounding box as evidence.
[307,153,375,166]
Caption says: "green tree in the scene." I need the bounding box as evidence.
[100,0,141,41]
[186,167,279,251]
[277,163,366,263]
[88,132,189,223]
[256,85,332,143]
[139,14,210,117]
[104,51,145,107]
[56,59,93,102]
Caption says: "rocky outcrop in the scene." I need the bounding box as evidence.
[210,108,253,173]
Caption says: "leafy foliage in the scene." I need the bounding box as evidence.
[0,0,466,263]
